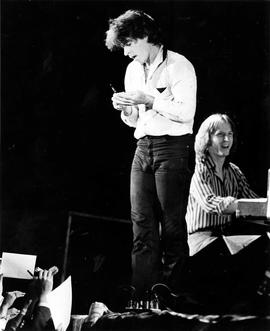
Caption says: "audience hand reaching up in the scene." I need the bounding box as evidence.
[37,266,59,304]
[0,263,60,331]
[0,290,26,331]
[5,299,32,331]
[3,291,25,308]
[0,291,25,318]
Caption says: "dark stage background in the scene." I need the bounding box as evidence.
[1,0,270,313]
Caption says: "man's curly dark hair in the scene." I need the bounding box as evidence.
[105,9,163,51]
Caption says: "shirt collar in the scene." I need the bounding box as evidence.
[145,45,164,76]
[200,153,230,170]
[203,153,216,171]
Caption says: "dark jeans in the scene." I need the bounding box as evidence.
[130,134,192,296]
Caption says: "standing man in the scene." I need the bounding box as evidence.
[105,9,197,298]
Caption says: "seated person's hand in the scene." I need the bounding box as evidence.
[224,198,238,214]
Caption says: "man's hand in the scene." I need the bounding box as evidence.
[112,90,154,109]
[111,94,133,115]
[112,99,127,112]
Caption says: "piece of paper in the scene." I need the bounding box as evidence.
[48,276,72,331]
[237,198,267,217]
[188,232,219,256]
[222,235,261,255]
[0,252,36,279]
[237,198,267,203]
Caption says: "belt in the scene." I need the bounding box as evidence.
[141,134,192,140]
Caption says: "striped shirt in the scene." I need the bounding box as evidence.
[186,154,258,234]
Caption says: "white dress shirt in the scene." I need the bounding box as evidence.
[121,46,197,139]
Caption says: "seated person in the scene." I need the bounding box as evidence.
[186,113,259,239]
[184,113,269,311]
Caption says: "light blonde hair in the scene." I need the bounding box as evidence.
[195,113,236,160]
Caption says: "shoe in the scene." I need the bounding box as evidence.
[124,288,160,311]
[116,285,158,311]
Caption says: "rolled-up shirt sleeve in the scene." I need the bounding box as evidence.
[191,169,236,215]
[120,105,139,128]
[152,59,197,123]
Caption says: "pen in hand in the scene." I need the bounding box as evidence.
[27,270,34,278]
[110,84,117,93]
